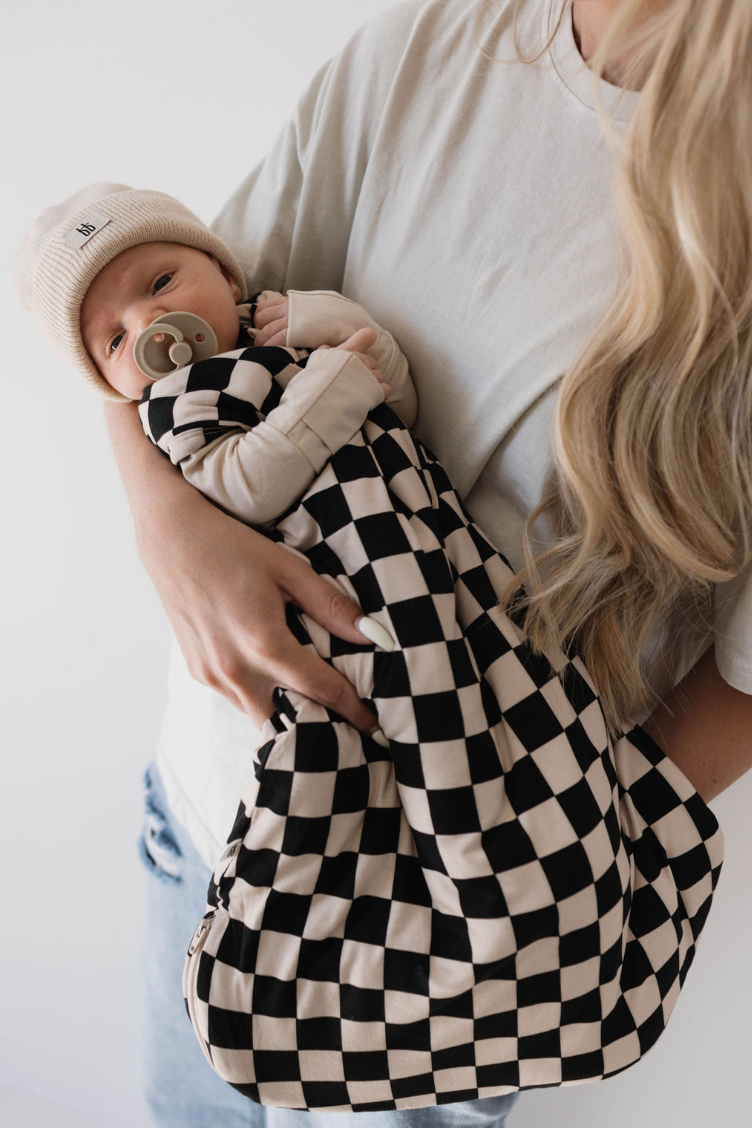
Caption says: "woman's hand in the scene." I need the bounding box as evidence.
[144,507,384,732]
[254,295,289,347]
[104,401,385,734]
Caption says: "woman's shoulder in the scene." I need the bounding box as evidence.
[342,0,514,71]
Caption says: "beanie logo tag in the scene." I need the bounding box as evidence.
[64,210,111,249]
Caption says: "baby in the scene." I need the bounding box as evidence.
[14,181,416,535]
[13,182,721,1109]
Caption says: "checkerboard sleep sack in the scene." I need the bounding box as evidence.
[178,394,724,1110]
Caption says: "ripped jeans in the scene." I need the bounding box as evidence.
[139,763,520,1128]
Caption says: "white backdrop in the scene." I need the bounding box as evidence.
[1,2,750,1126]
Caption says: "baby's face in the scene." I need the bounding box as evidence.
[81,242,242,399]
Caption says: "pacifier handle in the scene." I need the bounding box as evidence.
[146,323,192,364]
[134,312,219,381]
[168,335,193,367]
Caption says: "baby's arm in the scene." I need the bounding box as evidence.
[139,337,385,527]
[255,290,417,427]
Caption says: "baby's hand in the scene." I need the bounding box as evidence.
[254,295,289,347]
[316,328,391,398]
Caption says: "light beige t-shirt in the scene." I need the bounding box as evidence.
[155,0,752,868]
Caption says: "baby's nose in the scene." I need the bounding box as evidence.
[137,305,168,335]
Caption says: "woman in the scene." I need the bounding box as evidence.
[105,1,752,1124]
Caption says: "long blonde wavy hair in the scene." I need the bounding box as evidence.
[492,0,752,736]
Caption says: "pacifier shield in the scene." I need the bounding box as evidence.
[134,311,219,380]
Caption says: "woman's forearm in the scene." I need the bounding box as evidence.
[104,399,206,538]
[642,644,752,802]
[104,399,240,581]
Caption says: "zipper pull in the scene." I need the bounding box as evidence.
[187,911,215,956]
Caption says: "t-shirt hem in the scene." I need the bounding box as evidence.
[154,744,224,871]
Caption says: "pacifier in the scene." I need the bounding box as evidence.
[133,311,219,381]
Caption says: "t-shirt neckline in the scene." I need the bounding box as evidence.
[546,0,640,123]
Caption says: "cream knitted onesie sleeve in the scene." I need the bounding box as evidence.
[139,290,416,527]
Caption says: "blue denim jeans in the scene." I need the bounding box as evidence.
[139,763,520,1128]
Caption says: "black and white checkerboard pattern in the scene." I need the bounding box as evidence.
[165,359,723,1111]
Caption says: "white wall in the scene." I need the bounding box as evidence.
[1,2,749,1126]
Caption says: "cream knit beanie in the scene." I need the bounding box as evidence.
[13,182,248,401]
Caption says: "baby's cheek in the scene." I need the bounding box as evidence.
[218,311,241,352]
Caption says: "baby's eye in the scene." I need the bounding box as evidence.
[109,333,124,353]
[153,273,172,292]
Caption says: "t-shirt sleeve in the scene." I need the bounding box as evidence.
[714,563,752,694]
[210,0,427,296]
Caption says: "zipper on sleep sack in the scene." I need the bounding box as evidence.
[183,910,218,1071]
[187,911,215,956]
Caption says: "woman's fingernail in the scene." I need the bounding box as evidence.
[369,727,389,749]
[356,616,395,652]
